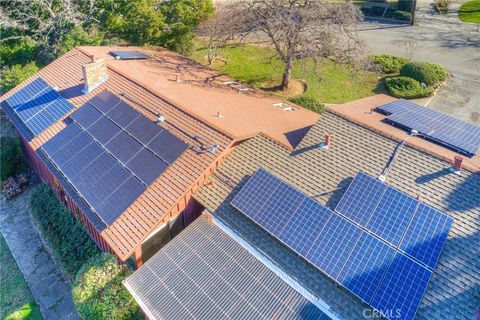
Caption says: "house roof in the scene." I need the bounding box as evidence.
[194,109,480,319]
[328,95,480,172]
[124,214,332,320]
[0,48,233,260]
[78,46,319,150]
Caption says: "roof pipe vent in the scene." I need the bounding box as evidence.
[156,114,166,124]
[450,155,463,175]
[319,131,331,150]
[175,73,182,83]
[207,143,219,154]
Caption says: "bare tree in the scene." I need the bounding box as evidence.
[403,40,423,62]
[1,0,96,52]
[196,3,248,65]
[241,0,364,90]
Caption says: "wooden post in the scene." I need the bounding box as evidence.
[134,246,143,269]
[411,0,417,25]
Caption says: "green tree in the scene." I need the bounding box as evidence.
[0,62,39,94]
[159,0,214,53]
[96,0,164,45]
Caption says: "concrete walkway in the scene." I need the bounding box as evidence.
[0,186,81,320]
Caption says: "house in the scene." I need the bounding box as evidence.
[2,46,479,319]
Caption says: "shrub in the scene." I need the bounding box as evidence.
[29,185,98,279]
[0,137,28,181]
[288,96,326,114]
[400,62,448,86]
[371,55,408,74]
[370,6,386,16]
[72,253,142,320]
[393,10,412,21]
[0,62,40,95]
[398,0,414,12]
[386,76,434,99]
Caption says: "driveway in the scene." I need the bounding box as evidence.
[359,19,480,124]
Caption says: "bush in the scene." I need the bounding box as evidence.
[370,6,386,16]
[72,253,142,320]
[386,76,434,99]
[398,0,414,12]
[371,55,408,74]
[288,96,326,114]
[29,185,98,279]
[0,137,28,181]
[393,10,412,21]
[400,62,448,86]
[0,62,40,95]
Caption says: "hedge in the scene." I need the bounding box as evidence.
[0,136,28,181]
[72,253,142,320]
[29,185,98,279]
[400,62,448,86]
[371,55,408,74]
[393,10,412,21]
[386,76,434,99]
[288,96,326,114]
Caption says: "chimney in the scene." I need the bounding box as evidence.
[82,59,108,94]
[175,73,182,83]
[450,155,463,174]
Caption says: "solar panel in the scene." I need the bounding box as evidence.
[306,214,362,277]
[126,149,169,185]
[125,116,163,145]
[41,90,187,226]
[147,130,188,164]
[231,168,452,320]
[335,172,387,226]
[377,99,480,156]
[280,198,333,256]
[109,51,150,60]
[105,131,143,163]
[5,78,73,137]
[96,176,145,225]
[367,187,418,246]
[86,116,122,145]
[106,101,140,127]
[371,253,432,320]
[88,90,119,114]
[399,203,453,269]
[70,103,103,129]
[337,232,395,304]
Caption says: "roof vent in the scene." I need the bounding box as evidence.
[450,155,463,175]
[319,131,331,149]
[273,102,296,111]
[157,114,166,124]
[207,143,219,154]
[223,81,252,92]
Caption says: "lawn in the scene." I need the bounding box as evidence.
[0,235,42,320]
[459,0,480,23]
[191,42,385,104]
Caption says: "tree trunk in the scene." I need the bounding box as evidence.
[281,59,293,90]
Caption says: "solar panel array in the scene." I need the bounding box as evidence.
[42,90,188,226]
[109,51,150,60]
[231,169,453,320]
[5,78,73,137]
[377,99,480,156]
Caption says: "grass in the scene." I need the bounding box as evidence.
[191,42,385,104]
[459,0,480,23]
[0,235,42,320]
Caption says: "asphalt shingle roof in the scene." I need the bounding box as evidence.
[194,111,480,320]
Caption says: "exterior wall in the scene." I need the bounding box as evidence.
[19,134,114,254]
